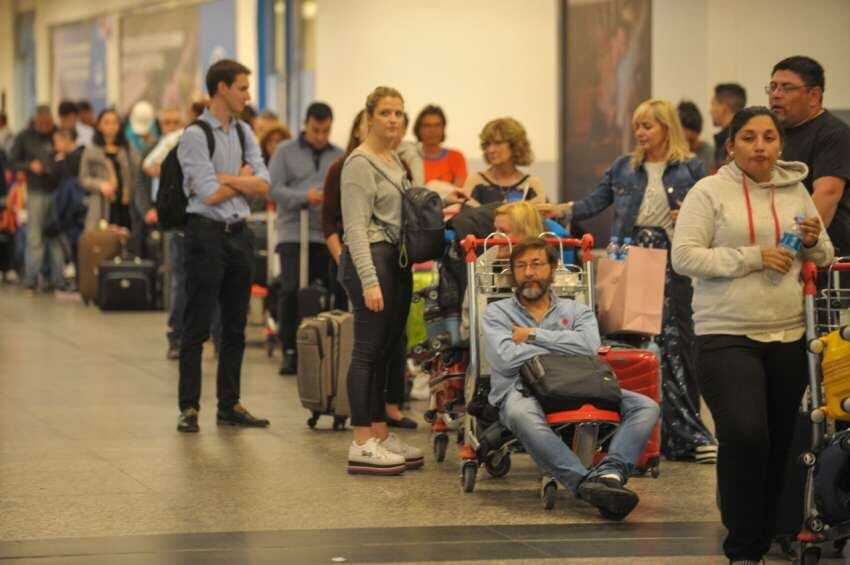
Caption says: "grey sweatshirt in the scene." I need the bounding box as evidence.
[340,150,406,288]
[672,160,834,336]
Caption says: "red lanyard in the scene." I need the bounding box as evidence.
[741,176,781,245]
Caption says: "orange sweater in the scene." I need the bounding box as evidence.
[423,148,467,187]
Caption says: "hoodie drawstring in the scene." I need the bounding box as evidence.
[742,175,780,245]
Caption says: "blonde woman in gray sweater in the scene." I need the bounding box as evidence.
[672,107,833,565]
[340,87,424,475]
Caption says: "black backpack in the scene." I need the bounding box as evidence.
[351,154,445,267]
[156,120,245,230]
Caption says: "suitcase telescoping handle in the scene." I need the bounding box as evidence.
[299,206,309,290]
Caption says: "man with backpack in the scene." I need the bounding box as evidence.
[172,59,271,433]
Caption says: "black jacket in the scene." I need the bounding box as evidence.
[9,126,57,193]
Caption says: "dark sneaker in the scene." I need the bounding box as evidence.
[387,416,418,429]
[166,342,180,360]
[577,476,639,520]
[279,350,297,375]
[177,408,199,433]
[217,403,270,428]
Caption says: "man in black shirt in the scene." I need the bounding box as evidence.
[769,55,850,255]
[709,83,746,172]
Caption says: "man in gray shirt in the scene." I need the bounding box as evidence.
[175,59,271,433]
[268,102,343,375]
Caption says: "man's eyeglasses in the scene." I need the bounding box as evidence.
[514,260,548,272]
[764,83,809,95]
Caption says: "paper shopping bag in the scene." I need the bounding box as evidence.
[596,247,667,336]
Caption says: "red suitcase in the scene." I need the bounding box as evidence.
[599,347,661,477]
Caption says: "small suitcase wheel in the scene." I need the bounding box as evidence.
[485,453,511,478]
[461,463,477,493]
[650,465,660,478]
[307,415,319,429]
[806,516,825,533]
[332,416,346,431]
[433,434,448,462]
[801,452,817,467]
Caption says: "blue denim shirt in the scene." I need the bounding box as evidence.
[178,109,270,223]
[482,292,601,407]
[572,155,706,243]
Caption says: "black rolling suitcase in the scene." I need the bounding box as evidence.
[98,255,157,311]
[295,206,330,323]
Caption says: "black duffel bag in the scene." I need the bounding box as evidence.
[519,354,622,413]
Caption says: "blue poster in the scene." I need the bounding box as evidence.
[199,0,236,89]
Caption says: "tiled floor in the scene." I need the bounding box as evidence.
[0,286,847,564]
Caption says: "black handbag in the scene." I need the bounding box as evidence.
[519,354,622,413]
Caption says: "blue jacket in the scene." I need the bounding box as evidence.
[482,291,600,407]
[572,155,706,243]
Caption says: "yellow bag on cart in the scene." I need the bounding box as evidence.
[819,329,850,421]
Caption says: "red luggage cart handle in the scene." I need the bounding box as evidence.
[801,261,817,297]
[461,234,595,264]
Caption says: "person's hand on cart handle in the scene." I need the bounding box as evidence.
[512,324,533,344]
[307,187,324,206]
[364,284,384,312]
[798,216,822,248]
[761,247,794,274]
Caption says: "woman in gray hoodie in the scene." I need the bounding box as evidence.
[672,106,833,565]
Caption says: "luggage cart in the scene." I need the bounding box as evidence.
[457,232,625,510]
[796,260,850,564]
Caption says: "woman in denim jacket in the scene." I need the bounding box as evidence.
[559,99,717,464]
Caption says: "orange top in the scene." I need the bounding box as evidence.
[423,148,467,187]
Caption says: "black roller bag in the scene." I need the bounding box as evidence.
[98,255,157,311]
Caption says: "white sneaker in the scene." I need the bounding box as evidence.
[380,433,425,469]
[347,437,406,475]
[410,371,430,401]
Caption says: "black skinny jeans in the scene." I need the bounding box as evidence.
[340,243,412,427]
[178,216,254,412]
[696,334,808,562]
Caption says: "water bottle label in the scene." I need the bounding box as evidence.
[780,232,802,252]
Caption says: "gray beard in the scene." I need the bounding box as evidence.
[519,281,549,301]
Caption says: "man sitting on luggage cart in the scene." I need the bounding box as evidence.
[482,238,660,520]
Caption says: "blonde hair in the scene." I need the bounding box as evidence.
[630,99,693,168]
[495,201,544,239]
[480,117,534,167]
[365,86,404,116]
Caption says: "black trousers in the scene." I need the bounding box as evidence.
[276,242,342,351]
[340,243,412,427]
[696,334,808,562]
[178,216,254,412]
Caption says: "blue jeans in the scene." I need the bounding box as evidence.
[167,231,221,345]
[499,386,660,493]
[23,190,65,290]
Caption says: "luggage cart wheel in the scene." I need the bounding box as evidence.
[649,465,660,478]
[801,452,817,467]
[806,516,825,533]
[307,412,319,429]
[332,416,347,431]
[433,434,448,462]
[461,463,477,493]
[485,453,511,478]
[541,478,557,510]
[801,546,822,565]
[840,435,850,453]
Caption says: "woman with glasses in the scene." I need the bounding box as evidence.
[462,117,545,208]
[555,99,717,464]
[414,104,467,188]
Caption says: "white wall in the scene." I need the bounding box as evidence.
[653,0,850,141]
[315,0,560,199]
[0,0,15,127]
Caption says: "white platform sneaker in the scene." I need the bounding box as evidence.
[380,433,425,470]
[347,437,407,475]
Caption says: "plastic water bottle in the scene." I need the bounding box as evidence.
[606,236,620,260]
[765,218,804,285]
[619,237,632,260]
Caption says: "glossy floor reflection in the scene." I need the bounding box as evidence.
[0,286,847,564]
